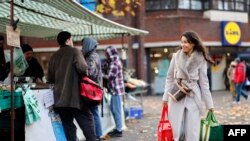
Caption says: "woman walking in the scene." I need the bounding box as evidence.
[162,31,214,141]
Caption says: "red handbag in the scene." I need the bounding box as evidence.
[157,104,173,141]
[80,76,103,107]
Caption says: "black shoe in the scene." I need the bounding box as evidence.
[107,129,123,137]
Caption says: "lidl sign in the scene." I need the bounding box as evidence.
[221,21,241,46]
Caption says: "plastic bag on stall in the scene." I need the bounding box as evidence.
[14,47,29,76]
[22,86,41,125]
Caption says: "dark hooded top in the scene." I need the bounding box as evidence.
[82,37,102,85]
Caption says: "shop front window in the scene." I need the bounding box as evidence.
[149,48,172,95]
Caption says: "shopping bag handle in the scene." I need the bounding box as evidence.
[161,104,169,121]
[206,111,219,126]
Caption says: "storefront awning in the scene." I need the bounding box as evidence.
[0,0,148,41]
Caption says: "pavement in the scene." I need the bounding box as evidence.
[106,90,250,141]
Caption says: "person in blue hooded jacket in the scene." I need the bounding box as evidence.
[82,37,103,141]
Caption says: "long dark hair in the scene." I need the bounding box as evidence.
[182,31,214,64]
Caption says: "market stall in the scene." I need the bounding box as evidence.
[0,86,127,140]
[25,89,126,141]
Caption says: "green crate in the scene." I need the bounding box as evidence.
[0,90,24,111]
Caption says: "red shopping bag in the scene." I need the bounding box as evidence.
[157,104,173,141]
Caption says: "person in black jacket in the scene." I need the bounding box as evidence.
[21,44,44,83]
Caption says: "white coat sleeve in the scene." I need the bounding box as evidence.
[162,54,176,101]
[198,60,214,110]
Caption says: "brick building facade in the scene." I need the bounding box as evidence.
[2,0,250,93]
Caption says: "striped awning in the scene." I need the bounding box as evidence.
[0,0,148,41]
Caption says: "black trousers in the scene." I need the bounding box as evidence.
[54,107,96,141]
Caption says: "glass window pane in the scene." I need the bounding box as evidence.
[146,0,177,10]
[248,0,250,13]
[191,0,202,10]
[204,0,210,10]
[146,0,161,10]
[212,0,246,11]
[179,0,190,9]
[163,0,177,9]
[224,0,234,10]
[213,0,223,10]
[235,0,245,11]
[218,0,223,10]
[145,0,246,11]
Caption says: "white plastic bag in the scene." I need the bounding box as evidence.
[14,47,28,76]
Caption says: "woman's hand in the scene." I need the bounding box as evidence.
[208,108,214,112]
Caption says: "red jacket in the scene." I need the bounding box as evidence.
[234,62,246,84]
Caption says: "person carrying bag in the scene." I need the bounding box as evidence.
[157,104,173,141]
[162,31,214,141]
[200,111,223,141]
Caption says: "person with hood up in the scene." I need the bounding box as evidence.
[103,46,125,137]
[82,37,103,141]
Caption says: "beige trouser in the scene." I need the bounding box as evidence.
[229,80,236,98]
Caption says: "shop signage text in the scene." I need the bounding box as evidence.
[221,21,241,46]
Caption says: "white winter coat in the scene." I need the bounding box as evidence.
[162,49,214,141]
